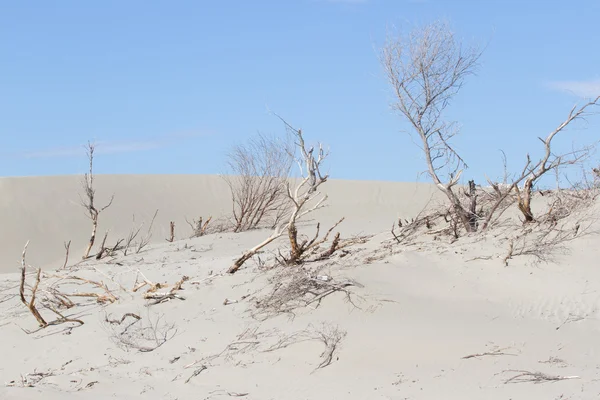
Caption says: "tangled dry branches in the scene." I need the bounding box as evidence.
[104,311,177,353]
[253,267,362,319]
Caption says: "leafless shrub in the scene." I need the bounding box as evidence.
[228,118,332,273]
[380,20,483,233]
[223,132,294,233]
[512,97,600,223]
[479,184,518,231]
[136,209,159,254]
[254,267,362,319]
[387,196,463,245]
[185,215,213,238]
[263,322,346,370]
[503,192,598,265]
[277,217,362,264]
[80,141,114,259]
[105,310,177,353]
[93,230,124,260]
[184,326,265,370]
[539,189,599,226]
[381,20,599,233]
[312,323,346,370]
[508,223,591,265]
[123,216,142,256]
[121,210,159,256]
[185,322,345,373]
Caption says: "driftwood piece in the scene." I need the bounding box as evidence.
[144,276,189,306]
[20,242,47,327]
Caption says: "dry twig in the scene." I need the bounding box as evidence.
[503,370,580,384]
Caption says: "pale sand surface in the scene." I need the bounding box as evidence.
[1,175,600,399]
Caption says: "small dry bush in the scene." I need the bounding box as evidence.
[223,132,294,233]
[252,265,362,320]
[103,310,177,353]
[502,185,600,265]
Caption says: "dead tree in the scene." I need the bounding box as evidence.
[228,119,330,274]
[166,221,175,242]
[479,97,599,228]
[380,21,482,233]
[281,119,331,264]
[80,141,114,259]
[514,96,600,223]
[223,132,293,233]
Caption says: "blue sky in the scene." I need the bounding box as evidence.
[1,0,599,184]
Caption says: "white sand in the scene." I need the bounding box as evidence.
[1,174,599,399]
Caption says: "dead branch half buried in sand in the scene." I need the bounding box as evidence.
[502,370,580,384]
[19,241,85,333]
[462,346,518,359]
[143,275,189,306]
[105,311,177,353]
[47,273,118,304]
[19,241,46,328]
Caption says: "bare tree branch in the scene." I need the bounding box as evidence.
[380,21,482,233]
[223,132,294,232]
[380,22,481,232]
[80,141,114,259]
[514,96,600,222]
[228,117,331,273]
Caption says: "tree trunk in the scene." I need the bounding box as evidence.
[83,213,98,259]
[467,180,478,231]
[517,180,535,223]
[287,222,301,264]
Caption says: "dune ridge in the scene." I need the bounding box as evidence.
[1,174,600,399]
[0,174,440,274]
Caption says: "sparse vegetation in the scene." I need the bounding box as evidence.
[4,15,600,400]
[381,20,483,233]
[80,141,114,259]
[227,116,354,274]
[223,132,294,233]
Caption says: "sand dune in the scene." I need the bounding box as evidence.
[1,175,600,399]
[0,175,440,274]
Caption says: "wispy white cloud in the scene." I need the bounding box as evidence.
[547,79,600,98]
[13,131,210,159]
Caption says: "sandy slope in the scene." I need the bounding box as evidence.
[0,175,439,274]
[1,175,600,400]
